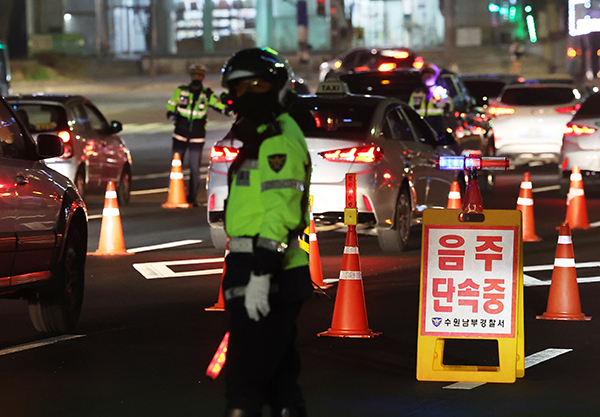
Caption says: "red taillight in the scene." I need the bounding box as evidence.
[487,105,515,116]
[58,130,73,159]
[319,146,382,163]
[556,103,581,114]
[413,56,424,69]
[354,66,370,72]
[563,123,596,136]
[561,158,569,171]
[378,62,397,72]
[210,146,239,163]
[363,195,373,212]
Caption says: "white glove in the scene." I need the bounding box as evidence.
[244,272,272,321]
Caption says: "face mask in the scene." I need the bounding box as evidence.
[231,91,281,123]
[190,80,203,89]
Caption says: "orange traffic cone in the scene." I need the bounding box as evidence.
[308,208,332,290]
[565,165,589,230]
[318,225,380,338]
[162,153,192,209]
[447,181,462,209]
[537,222,591,321]
[93,181,132,255]
[516,172,541,242]
[205,242,229,312]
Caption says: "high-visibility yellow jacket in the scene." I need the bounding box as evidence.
[408,86,454,117]
[167,83,226,142]
[225,112,311,271]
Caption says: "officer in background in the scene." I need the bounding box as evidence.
[408,63,454,136]
[166,64,228,206]
[220,47,313,417]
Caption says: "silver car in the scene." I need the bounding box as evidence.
[206,80,461,252]
[488,82,583,166]
[7,94,133,204]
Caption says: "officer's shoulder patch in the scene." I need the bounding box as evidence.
[268,154,287,173]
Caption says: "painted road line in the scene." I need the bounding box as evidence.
[532,184,560,193]
[0,334,86,357]
[133,257,225,279]
[127,239,203,253]
[524,261,600,272]
[444,348,573,390]
[524,274,600,286]
[130,187,169,196]
[589,220,600,228]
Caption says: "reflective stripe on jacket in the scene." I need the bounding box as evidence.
[225,113,311,271]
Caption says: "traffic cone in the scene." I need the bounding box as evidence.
[537,222,591,321]
[565,165,589,230]
[308,208,332,290]
[318,225,380,338]
[462,175,484,213]
[162,153,192,209]
[205,242,229,312]
[447,181,462,209]
[93,181,132,255]
[516,172,541,242]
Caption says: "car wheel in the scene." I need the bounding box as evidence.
[28,228,86,334]
[74,168,86,200]
[377,187,412,253]
[210,227,228,250]
[117,167,132,205]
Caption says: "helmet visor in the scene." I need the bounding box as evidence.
[232,78,273,97]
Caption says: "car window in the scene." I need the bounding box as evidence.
[0,101,30,158]
[343,50,363,68]
[500,86,577,106]
[340,72,422,103]
[383,107,413,141]
[400,106,439,147]
[13,104,68,133]
[71,104,91,130]
[83,104,109,132]
[572,93,600,121]
[439,76,458,99]
[289,99,376,139]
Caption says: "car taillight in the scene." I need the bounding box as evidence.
[210,146,239,163]
[487,105,515,116]
[378,62,397,72]
[319,146,382,163]
[58,130,73,159]
[563,123,596,136]
[413,56,424,69]
[354,66,370,72]
[556,103,581,114]
[208,194,215,211]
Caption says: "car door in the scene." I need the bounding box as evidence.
[82,102,122,184]
[382,105,430,212]
[70,101,104,187]
[401,105,456,208]
[0,101,62,277]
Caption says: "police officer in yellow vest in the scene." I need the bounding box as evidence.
[220,47,313,417]
[408,63,454,136]
[166,64,228,206]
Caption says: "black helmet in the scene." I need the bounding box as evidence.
[221,47,291,92]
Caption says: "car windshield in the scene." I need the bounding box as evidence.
[13,103,68,133]
[572,93,600,121]
[340,72,422,102]
[462,80,507,105]
[289,99,376,139]
[500,86,576,106]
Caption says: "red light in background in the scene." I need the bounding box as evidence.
[210,146,239,163]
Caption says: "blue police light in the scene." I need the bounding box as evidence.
[437,155,510,171]
[437,156,466,170]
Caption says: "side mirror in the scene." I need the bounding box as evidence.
[110,120,123,134]
[37,133,64,159]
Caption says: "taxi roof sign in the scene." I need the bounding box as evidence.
[316,79,351,95]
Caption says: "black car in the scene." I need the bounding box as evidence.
[0,95,88,334]
[459,73,523,107]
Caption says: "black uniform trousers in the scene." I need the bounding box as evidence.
[172,138,203,205]
[224,262,312,415]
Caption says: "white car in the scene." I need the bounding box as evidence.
[206,80,461,252]
[559,91,600,194]
[488,82,583,166]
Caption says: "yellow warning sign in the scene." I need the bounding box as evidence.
[416,209,524,383]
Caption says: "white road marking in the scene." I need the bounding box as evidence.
[523,261,600,286]
[0,334,86,357]
[133,257,225,279]
[127,239,203,253]
[532,185,560,193]
[443,348,573,390]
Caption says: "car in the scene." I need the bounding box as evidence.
[206,79,464,252]
[0,94,88,334]
[459,73,523,108]
[319,47,423,82]
[487,82,584,166]
[0,39,10,96]
[559,91,600,194]
[338,68,497,192]
[6,94,133,204]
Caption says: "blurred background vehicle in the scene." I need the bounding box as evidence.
[459,73,523,108]
[319,47,423,82]
[488,82,584,167]
[7,94,133,204]
[0,39,10,96]
[0,95,88,334]
[207,79,462,252]
[559,91,600,194]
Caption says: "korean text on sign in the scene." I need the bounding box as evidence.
[421,226,519,338]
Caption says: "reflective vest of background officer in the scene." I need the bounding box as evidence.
[220,47,312,417]
[408,63,453,135]
[166,64,228,205]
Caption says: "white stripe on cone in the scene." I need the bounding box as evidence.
[343,246,359,254]
[102,207,121,217]
[554,258,576,268]
[521,181,532,189]
[517,197,533,206]
[339,270,362,280]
